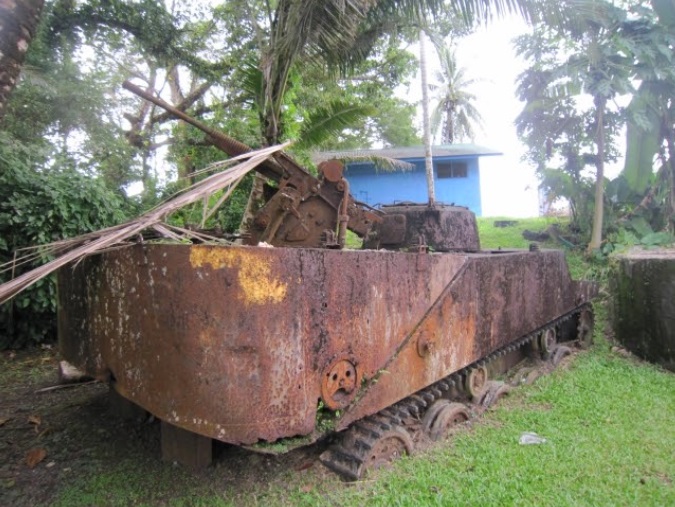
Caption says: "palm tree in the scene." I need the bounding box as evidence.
[0,0,45,121]
[250,0,543,147]
[429,45,484,144]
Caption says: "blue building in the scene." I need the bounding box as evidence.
[316,145,502,216]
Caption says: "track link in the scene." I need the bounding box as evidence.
[320,304,593,480]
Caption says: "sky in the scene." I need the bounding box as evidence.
[453,16,537,217]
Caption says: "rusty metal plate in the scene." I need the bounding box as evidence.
[58,245,593,445]
[337,249,586,429]
[58,245,464,444]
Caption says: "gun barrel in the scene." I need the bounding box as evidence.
[122,80,283,181]
[122,80,380,245]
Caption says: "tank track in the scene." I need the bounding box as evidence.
[320,303,593,481]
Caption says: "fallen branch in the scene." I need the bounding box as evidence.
[35,380,100,394]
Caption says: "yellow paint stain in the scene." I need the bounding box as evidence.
[189,247,287,305]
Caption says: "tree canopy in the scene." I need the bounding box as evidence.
[515,0,675,248]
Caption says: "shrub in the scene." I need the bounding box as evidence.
[0,134,127,348]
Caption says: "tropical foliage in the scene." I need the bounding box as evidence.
[515,0,675,249]
[5,0,655,347]
[620,0,675,234]
[429,44,484,143]
[0,133,127,348]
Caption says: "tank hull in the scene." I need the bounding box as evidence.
[57,244,594,445]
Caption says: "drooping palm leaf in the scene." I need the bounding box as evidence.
[430,103,444,140]
[240,60,266,112]
[447,0,540,23]
[620,0,675,192]
[295,101,376,150]
[622,82,663,193]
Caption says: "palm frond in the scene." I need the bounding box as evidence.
[274,0,368,67]
[240,60,266,111]
[430,103,444,141]
[295,101,376,150]
[0,143,289,305]
[448,0,541,24]
[316,151,415,172]
[368,0,444,19]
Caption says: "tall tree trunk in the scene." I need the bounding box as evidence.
[666,132,675,235]
[419,30,435,205]
[0,0,45,121]
[445,105,455,144]
[588,97,606,252]
[662,110,675,234]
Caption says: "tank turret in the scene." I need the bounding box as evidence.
[364,202,480,252]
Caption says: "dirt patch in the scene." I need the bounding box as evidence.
[1,348,97,504]
[0,348,164,505]
[0,348,347,506]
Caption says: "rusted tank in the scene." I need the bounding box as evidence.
[58,203,596,478]
[58,86,596,479]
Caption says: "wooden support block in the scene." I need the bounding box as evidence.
[108,387,147,421]
[161,420,213,469]
[58,360,91,383]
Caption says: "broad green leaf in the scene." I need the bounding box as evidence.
[641,231,675,246]
[295,101,375,150]
[622,82,663,193]
[627,216,653,237]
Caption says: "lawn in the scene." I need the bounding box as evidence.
[2,217,673,507]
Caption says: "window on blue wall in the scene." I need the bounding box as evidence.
[437,161,468,178]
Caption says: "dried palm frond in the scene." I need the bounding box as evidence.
[0,143,288,305]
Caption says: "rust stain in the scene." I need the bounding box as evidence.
[189,247,287,305]
[199,329,215,348]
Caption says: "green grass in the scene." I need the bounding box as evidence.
[317,338,674,506]
[51,217,674,506]
[52,457,236,507]
[54,339,675,507]
[253,313,675,507]
[476,216,606,284]
[477,216,567,250]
